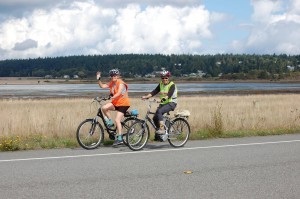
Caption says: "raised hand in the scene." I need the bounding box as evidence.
[96,71,101,80]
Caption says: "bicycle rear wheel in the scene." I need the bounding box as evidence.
[76,119,104,150]
[168,117,190,147]
[126,120,150,151]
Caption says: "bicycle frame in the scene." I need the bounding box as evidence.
[142,99,186,141]
[126,99,191,150]
[76,96,140,150]
[141,99,171,132]
[93,97,137,137]
[140,99,158,129]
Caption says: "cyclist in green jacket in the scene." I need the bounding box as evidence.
[142,70,177,141]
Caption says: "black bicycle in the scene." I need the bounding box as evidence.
[126,99,191,151]
[76,96,139,150]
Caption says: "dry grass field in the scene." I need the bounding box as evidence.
[1,94,300,150]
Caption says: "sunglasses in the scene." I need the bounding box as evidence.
[161,77,169,80]
[110,75,117,77]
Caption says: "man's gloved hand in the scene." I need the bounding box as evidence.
[108,93,113,99]
[161,97,167,103]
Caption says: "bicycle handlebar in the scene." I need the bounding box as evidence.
[142,98,160,103]
[94,96,111,103]
[141,98,160,112]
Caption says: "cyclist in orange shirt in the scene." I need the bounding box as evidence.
[96,69,130,146]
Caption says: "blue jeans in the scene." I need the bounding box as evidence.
[153,102,177,129]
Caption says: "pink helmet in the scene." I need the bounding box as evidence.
[160,70,171,77]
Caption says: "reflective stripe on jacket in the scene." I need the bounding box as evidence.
[159,81,177,105]
[109,79,130,106]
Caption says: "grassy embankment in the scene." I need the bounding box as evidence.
[1,94,300,151]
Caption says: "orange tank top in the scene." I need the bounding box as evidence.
[109,79,130,106]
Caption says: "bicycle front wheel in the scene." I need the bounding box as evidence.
[168,117,190,147]
[121,117,139,145]
[126,120,150,151]
[76,119,104,150]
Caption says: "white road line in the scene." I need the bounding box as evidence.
[1,139,300,163]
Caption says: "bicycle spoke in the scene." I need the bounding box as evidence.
[121,117,139,145]
[126,121,149,151]
[168,118,190,147]
[76,119,104,149]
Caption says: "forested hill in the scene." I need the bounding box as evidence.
[0,54,299,79]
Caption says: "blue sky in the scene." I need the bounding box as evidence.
[0,0,299,60]
[204,0,252,45]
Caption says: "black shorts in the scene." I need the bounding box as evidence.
[114,106,130,114]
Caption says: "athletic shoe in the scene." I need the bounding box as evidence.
[155,128,165,134]
[112,139,123,147]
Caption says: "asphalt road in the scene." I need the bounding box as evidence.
[1,134,299,199]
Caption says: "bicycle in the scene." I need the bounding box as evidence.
[76,96,139,150]
[126,99,191,151]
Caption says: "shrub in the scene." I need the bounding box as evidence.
[0,136,20,151]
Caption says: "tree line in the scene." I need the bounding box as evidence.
[0,54,299,80]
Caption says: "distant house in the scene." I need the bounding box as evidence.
[73,75,79,79]
[197,70,206,77]
[153,71,162,77]
[134,74,142,78]
[145,73,156,78]
[44,75,53,79]
[63,75,70,79]
[287,65,295,71]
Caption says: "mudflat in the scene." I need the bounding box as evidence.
[1,76,300,85]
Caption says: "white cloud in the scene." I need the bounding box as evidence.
[0,1,216,60]
[1,0,299,60]
[230,0,300,55]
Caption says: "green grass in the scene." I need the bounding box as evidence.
[1,129,300,151]
[189,128,300,141]
[0,134,118,151]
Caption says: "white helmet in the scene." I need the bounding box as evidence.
[109,69,120,76]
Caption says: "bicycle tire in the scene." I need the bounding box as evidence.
[126,120,150,151]
[121,117,139,145]
[167,117,190,147]
[76,119,104,150]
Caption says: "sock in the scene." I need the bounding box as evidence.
[117,135,122,141]
[105,118,113,125]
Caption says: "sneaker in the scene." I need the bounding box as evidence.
[112,135,123,147]
[112,139,123,147]
[155,128,165,134]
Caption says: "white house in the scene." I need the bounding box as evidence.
[287,65,295,71]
